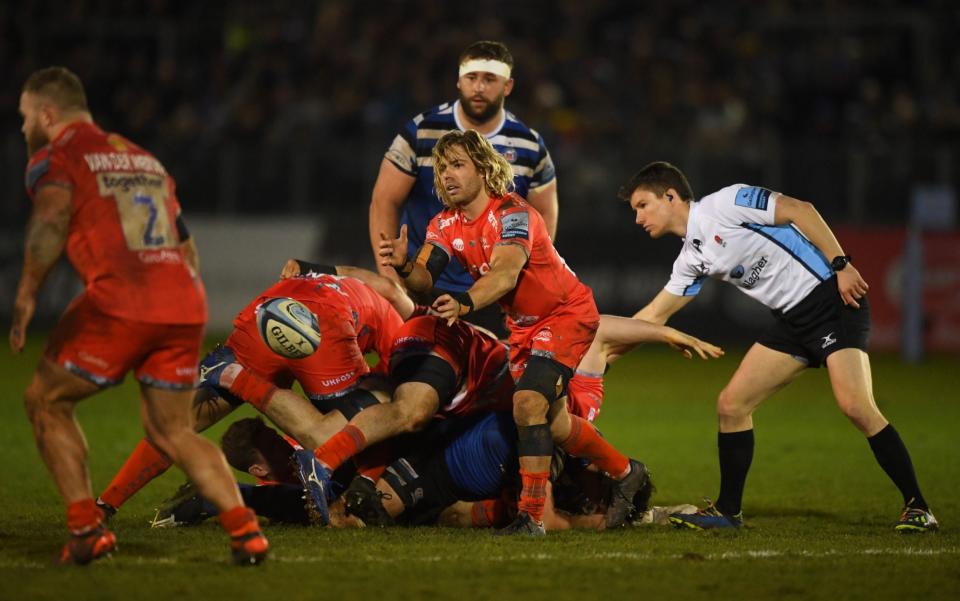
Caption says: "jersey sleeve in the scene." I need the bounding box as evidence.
[383,117,419,176]
[24,147,73,200]
[663,248,708,297]
[713,184,779,226]
[424,214,452,256]
[528,130,556,190]
[496,200,534,256]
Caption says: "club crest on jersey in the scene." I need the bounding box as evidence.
[502,148,517,162]
[714,235,726,247]
[453,238,465,251]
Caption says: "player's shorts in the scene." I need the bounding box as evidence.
[567,371,603,422]
[389,316,513,418]
[758,277,870,368]
[507,296,600,384]
[224,326,372,400]
[46,293,202,389]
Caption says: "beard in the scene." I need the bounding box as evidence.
[25,123,49,156]
[459,90,505,123]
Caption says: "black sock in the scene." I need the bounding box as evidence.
[716,429,754,516]
[867,424,927,510]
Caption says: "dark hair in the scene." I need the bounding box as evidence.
[22,66,89,112]
[459,41,514,70]
[220,417,269,472]
[618,161,695,203]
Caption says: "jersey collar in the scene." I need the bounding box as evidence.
[683,200,704,251]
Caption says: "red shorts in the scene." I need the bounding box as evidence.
[567,371,604,422]
[46,293,203,389]
[389,316,513,418]
[225,325,370,401]
[507,296,600,383]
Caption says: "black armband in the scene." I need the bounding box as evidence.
[452,291,474,315]
[295,259,337,276]
[175,214,190,241]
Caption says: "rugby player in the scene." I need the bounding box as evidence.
[374,130,647,535]
[9,67,268,565]
[96,269,404,524]
[621,161,937,532]
[369,40,557,335]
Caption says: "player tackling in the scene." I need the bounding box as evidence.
[9,67,269,565]
[621,161,937,532]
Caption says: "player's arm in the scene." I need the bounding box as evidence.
[526,180,558,241]
[369,159,416,281]
[631,288,694,326]
[431,243,527,325]
[774,194,868,308]
[580,314,723,373]
[378,224,448,294]
[10,185,72,353]
[281,259,416,320]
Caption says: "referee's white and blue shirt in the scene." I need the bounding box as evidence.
[384,100,556,292]
[664,184,834,313]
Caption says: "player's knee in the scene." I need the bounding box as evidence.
[716,387,751,420]
[835,395,883,433]
[396,397,435,433]
[23,382,67,424]
[513,390,549,426]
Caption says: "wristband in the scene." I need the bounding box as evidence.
[452,291,475,315]
[396,259,414,278]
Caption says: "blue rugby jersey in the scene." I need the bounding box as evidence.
[384,101,556,291]
[443,412,517,499]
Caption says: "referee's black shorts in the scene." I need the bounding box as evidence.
[757,277,870,368]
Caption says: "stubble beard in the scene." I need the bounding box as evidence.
[459,91,505,124]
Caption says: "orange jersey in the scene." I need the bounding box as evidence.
[24,122,205,325]
[424,193,595,329]
[229,274,403,399]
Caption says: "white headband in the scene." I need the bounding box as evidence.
[458,59,511,79]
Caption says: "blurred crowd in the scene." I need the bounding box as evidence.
[2,0,959,225]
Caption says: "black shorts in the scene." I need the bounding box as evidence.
[381,450,460,526]
[758,277,870,368]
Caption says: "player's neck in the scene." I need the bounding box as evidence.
[47,113,93,142]
[672,201,691,237]
[455,102,504,136]
[459,189,493,221]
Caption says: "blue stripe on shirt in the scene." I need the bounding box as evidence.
[740,223,832,281]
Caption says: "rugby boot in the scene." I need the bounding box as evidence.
[294,449,331,525]
[493,511,546,537]
[669,499,742,530]
[151,480,212,528]
[58,522,117,566]
[95,498,117,523]
[605,459,651,528]
[344,476,395,527]
[895,501,939,533]
[226,509,269,566]
[198,344,238,389]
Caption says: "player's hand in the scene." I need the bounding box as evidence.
[431,294,467,326]
[9,293,36,354]
[836,264,869,309]
[664,329,724,360]
[280,258,301,279]
[378,225,409,270]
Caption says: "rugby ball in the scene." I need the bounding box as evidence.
[255,297,321,359]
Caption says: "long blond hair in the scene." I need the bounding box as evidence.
[432,130,514,207]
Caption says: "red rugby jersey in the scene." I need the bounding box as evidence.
[24,122,206,324]
[424,193,593,327]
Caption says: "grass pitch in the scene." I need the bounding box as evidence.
[1,336,957,601]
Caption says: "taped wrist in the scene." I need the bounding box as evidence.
[395,259,414,278]
[452,291,474,315]
[227,370,278,412]
[295,260,337,276]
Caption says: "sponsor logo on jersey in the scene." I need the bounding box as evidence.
[321,371,357,388]
[734,186,772,210]
[532,329,553,343]
[437,214,459,230]
[487,211,499,232]
[500,212,529,240]
[742,256,769,288]
[78,351,109,369]
[691,239,702,252]
[730,265,745,279]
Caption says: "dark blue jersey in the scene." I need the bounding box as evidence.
[384,101,556,291]
[443,412,517,499]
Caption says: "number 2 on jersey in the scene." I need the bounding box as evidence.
[96,172,175,250]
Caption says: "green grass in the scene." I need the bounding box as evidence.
[1,337,958,601]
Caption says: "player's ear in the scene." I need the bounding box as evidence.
[248,464,269,478]
[503,78,514,97]
[665,188,678,202]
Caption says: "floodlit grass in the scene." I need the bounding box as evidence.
[1,336,957,600]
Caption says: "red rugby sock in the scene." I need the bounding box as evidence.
[559,415,630,479]
[471,499,506,527]
[225,369,277,412]
[218,506,259,536]
[66,498,102,534]
[100,438,172,509]
[314,425,367,472]
[518,469,550,523]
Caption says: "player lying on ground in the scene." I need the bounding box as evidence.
[155,414,669,532]
[96,268,405,520]
[11,66,266,565]
[621,161,937,532]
